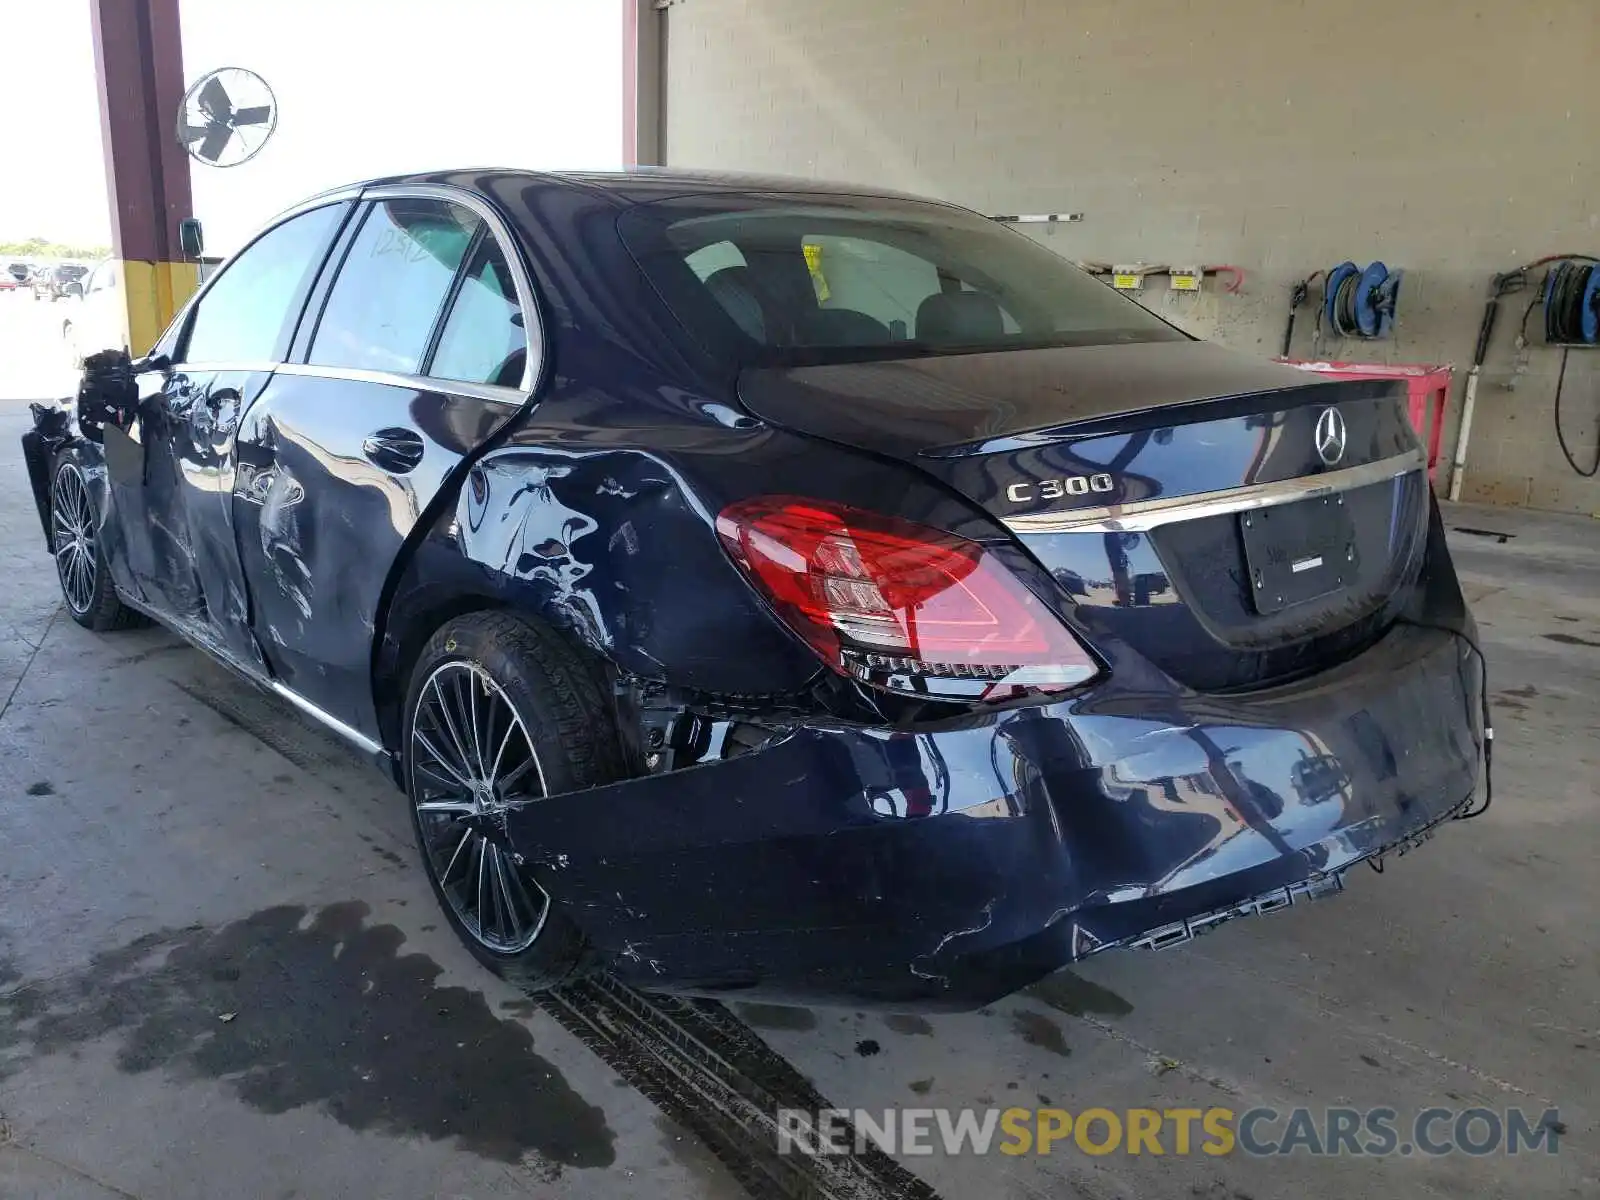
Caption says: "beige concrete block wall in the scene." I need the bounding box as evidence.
[660,0,1600,515]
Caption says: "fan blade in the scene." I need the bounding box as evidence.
[197,75,233,122]
[232,105,272,127]
[198,125,233,163]
[179,121,212,146]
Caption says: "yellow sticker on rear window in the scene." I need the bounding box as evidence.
[802,243,830,302]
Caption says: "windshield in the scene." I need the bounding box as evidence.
[618,192,1183,367]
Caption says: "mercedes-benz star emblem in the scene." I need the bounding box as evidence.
[1314,407,1347,466]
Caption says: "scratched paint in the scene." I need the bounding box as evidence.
[259,466,313,622]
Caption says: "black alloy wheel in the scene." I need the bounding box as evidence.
[409,660,551,953]
[51,455,139,631]
[402,611,625,990]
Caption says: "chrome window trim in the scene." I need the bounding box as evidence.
[152,361,282,375]
[151,358,525,406]
[352,182,543,394]
[1002,449,1426,535]
[273,361,524,405]
[151,356,524,409]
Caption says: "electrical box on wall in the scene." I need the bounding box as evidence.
[1168,267,1203,292]
[1111,266,1144,291]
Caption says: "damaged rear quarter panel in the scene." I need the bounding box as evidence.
[375,409,828,751]
[377,357,1009,724]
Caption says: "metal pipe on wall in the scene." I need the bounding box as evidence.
[1448,365,1481,501]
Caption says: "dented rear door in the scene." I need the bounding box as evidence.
[230,371,524,735]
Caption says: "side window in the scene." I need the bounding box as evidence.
[685,240,746,281]
[183,204,344,364]
[309,199,480,375]
[685,240,766,342]
[428,239,527,387]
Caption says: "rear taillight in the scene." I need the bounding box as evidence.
[716,496,1099,701]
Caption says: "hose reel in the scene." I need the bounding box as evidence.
[1324,261,1403,339]
[1541,259,1600,345]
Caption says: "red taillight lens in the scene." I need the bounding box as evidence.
[716,497,1099,700]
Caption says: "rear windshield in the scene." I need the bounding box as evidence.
[617,193,1183,367]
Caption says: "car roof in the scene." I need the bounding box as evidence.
[327,167,947,211]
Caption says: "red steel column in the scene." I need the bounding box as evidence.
[623,0,664,167]
[89,0,197,354]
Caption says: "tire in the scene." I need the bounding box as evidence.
[50,451,142,632]
[402,610,625,991]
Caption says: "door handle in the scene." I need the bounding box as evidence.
[362,428,425,473]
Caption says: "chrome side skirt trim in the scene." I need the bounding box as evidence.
[113,587,386,760]
[270,683,385,757]
[1003,448,1426,535]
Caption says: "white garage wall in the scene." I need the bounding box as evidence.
[660,0,1600,514]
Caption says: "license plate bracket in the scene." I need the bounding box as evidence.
[1241,496,1357,614]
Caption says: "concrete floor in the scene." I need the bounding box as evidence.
[1,295,1596,1198]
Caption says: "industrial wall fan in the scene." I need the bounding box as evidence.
[177,67,277,167]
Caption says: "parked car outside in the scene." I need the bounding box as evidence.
[1,262,30,291]
[33,262,87,301]
[60,260,129,366]
[19,170,1486,1007]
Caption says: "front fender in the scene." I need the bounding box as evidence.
[20,402,78,550]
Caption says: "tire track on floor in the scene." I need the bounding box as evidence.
[543,977,942,1200]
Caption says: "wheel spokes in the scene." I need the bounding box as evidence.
[464,669,487,776]
[52,466,101,614]
[496,742,546,800]
[412,727,473,791]
[410,660,552,953]
[440,827,473,884]
[415,798,474,815]
[428,676,477,780]
[487,710,519,782]
[492,847,526,942]
[475,837,492,939]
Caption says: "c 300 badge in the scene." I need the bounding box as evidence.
[1006,473,1114,504]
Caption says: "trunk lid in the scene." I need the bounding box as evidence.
[738,340,1431,691]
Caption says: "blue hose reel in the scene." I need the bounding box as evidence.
[1541,259,1600,345]
[1324,261,1403,339]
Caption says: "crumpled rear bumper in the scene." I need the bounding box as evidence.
[506,620,1481,1008]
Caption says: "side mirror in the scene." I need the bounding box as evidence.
[178,218,204,259]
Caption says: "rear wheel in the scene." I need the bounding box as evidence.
[402,611,623,991]
[51,453,140,631]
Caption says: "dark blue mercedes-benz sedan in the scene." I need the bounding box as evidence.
[21,169,1485,1007]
